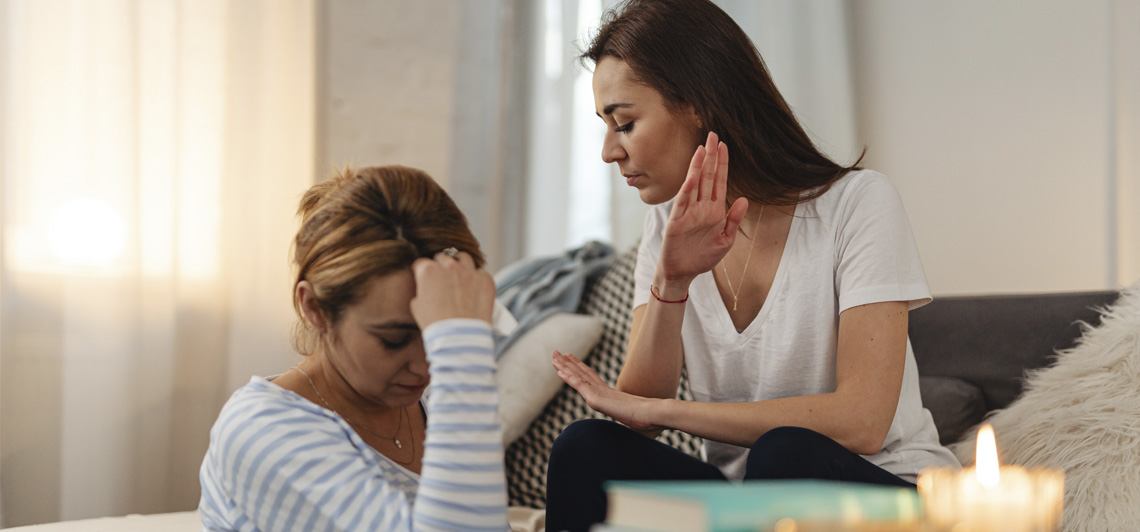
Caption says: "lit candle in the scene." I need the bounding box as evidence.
[918,424,1064,532]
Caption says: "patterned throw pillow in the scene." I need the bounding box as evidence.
[505,245,703,508]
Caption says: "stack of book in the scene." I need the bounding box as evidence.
[596,479,922,532]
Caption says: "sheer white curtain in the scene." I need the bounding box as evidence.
[520,0,857,259]
[523,0,633,259]
[0,0,315,526]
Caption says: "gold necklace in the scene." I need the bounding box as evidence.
[721,205,764,311]
[293,365,415,465]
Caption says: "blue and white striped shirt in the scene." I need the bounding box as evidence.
[199,319,508,531]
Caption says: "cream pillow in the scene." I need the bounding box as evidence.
[496,312,603,445]
[950,284,1140,532]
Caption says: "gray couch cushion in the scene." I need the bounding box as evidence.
[918,376,987,445]
[909,291,1118,414]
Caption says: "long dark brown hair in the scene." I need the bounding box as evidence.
[583,0,862,205]
[290,165,484,354]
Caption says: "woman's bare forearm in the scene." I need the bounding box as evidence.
[616,273,692,399]
[649,390,897,455]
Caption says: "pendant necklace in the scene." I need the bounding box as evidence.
[721,205,764,311]
[293,365,414,464]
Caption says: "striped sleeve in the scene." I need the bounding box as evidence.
[200,384,423,532]
[410,319,508,532]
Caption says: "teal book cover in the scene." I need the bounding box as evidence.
[603,479,921,532]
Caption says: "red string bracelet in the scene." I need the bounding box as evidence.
[651,285,688,304]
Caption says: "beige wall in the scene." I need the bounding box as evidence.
[852,0,1136,295]
[317,0,461,187]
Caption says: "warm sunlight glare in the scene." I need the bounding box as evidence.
[48,198,126,267]
[975,424,1001,488]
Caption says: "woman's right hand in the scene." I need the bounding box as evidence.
[656,132,750,289]
[409,250,496,329]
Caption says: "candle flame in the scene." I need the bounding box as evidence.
[976,424,1001,488]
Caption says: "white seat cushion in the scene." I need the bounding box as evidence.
[4,511,200,532]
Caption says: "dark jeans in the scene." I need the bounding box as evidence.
[544,419,915,532]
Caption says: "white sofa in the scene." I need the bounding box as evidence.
[4,511,201,531]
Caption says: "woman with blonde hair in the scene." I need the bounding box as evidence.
[199,165,507,531]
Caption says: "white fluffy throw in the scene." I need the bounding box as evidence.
[949,283,1140,532]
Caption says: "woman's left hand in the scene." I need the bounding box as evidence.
[552,350,662,433]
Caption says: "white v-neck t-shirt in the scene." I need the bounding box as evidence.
[633,169,958,481]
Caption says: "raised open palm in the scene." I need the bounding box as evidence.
[658,131,749,284]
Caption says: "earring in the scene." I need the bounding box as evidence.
[697,117,704,129]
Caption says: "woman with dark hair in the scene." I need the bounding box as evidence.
[199,165,508,531]
[545,1,956,530]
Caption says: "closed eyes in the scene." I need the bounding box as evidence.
[375,333,415,350]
